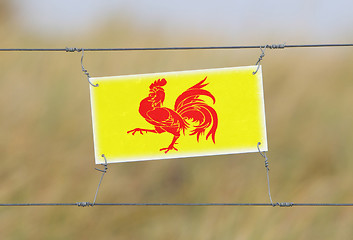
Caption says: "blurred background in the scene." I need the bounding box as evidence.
[1,0,353,239]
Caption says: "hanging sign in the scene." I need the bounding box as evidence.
[90,66,267,164]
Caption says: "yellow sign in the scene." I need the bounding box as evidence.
[90,66,267,164]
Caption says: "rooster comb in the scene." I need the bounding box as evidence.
[150,78,167,90]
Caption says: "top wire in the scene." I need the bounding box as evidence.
[0,43,353,52]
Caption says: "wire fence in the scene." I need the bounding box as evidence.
[0,43,353,52]
[1,202,353,207]
[1,42,353,207]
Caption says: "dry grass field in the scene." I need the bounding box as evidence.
[1,7,353,239]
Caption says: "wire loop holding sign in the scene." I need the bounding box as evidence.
[92,154,108,206]
[253,46,267,75]
[80,49,99,87]
[257,142,274,205]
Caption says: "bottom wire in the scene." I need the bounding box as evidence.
[0,202,353,207]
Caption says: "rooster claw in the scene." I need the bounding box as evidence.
[160,145,178,154]
[127,128,147,135]
[127,130,136,135]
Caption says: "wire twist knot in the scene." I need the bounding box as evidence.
[257,142,270,171]
[65,47,82,52]
[76,202,92,207]
[253,43,285,75]
[264,159,269,169]
[252,46,266,75]
[95,154,108,173]
[80,49,98,87]
[274,202,293,207]
[266,44,286,49]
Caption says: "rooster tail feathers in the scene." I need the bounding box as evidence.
[191,77,208,89]
[175,89,215,110]
[205,107,217,143]
[174,77,215,111]
[188,105,217,143]
[175,78,218,143]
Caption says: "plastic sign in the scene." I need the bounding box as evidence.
[90,66,267,164]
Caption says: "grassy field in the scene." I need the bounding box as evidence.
[1,14,353,239]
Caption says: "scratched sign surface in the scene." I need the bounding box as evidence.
[90,66,267,164]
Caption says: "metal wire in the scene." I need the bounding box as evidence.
[0,203,78,206]
[257,142,273,205]
[253,46,267,75]
[92,154,108,205]
[1,42,352,208]
[0,202,353,207]
[80,49,98,87]
[0,43,353,52]
[94,203,353,207]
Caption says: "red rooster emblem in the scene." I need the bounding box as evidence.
[127,77,218,153]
